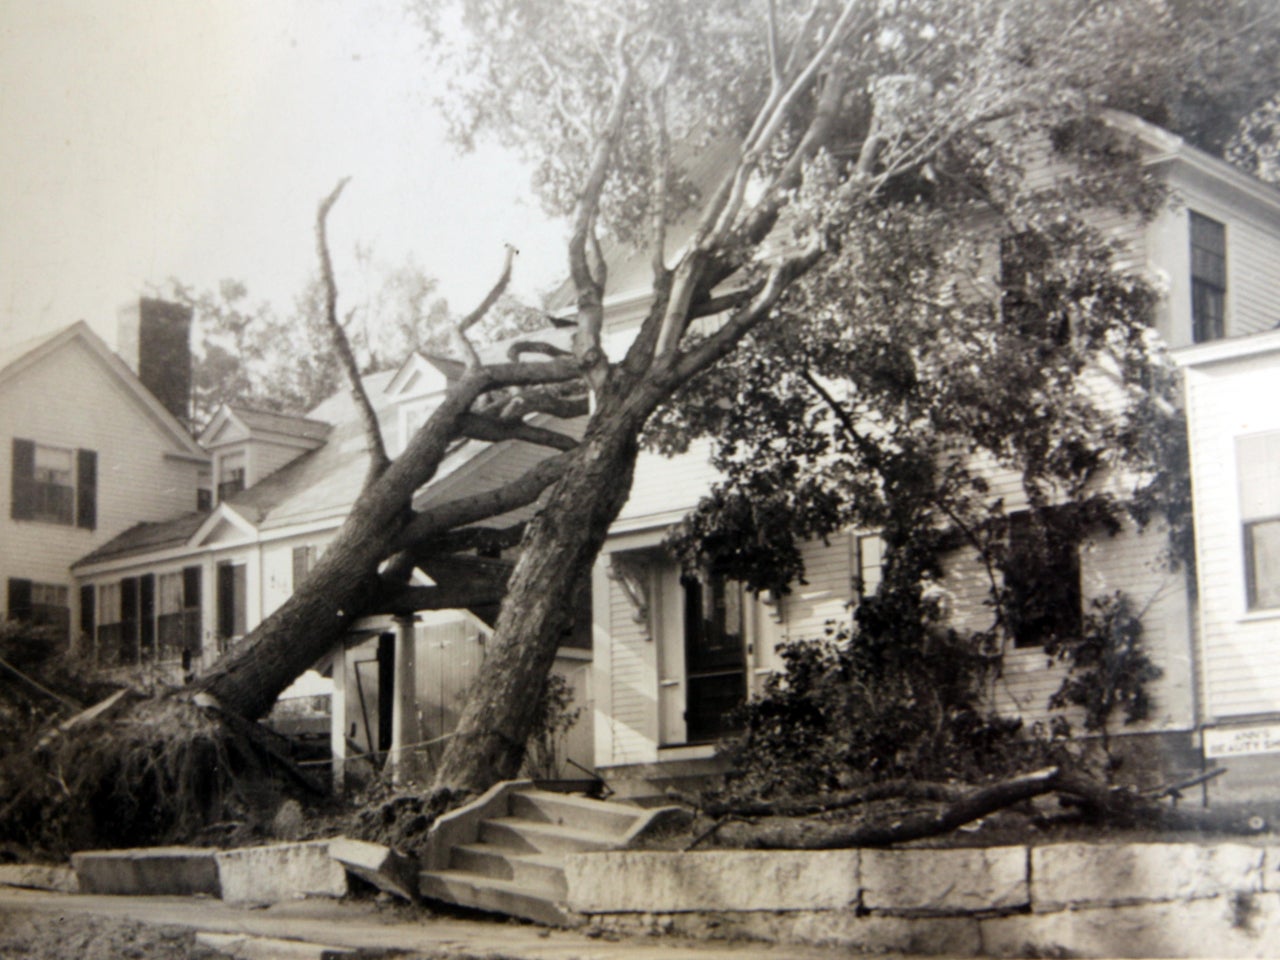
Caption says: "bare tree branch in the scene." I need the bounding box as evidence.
[317,177,389,484]
[673,244,823,382]
[646,50,674,282]
[568,29,636,378]
[453,244,518,368]
[497,385,591,420]
[458,413,580,452]
[508,340,571,362]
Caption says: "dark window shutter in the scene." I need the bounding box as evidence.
[79,584,95,640]
[217,563,239,639]
[7,578,32,620]
[76,449,97,530]
[121,577,140,664]
[233,565,247,636]
[182,566,201,609]
[11,439,34,521]
[139,573,155,659]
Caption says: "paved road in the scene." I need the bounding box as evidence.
[0,887,916,959]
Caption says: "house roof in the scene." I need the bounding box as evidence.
[74,312,587,573]
[0,321,207,461]
[199,404,333,450]
[73,511,210,567]
[1173,325,1280,369]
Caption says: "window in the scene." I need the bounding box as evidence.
[217,453,246,503]
[95,567,202,666]
[1002,510,1082,648]
[856,534,885,599]
[1238,432,1280,611]
[1000,231,1068,344]
[96,579,126,665]
[10,439,96,528]
[217,561,247,648]
[1190,211,1226,343]
[6,579,70,637]
[197,488,213,512]
[155,568,201,662]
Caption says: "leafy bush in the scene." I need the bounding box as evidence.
[717,624,1036,803]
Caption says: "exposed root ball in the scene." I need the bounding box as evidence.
[0,695,315,856]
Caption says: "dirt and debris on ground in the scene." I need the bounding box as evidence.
[0,909,222,960]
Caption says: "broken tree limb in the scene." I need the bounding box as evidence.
[718,767,1061,849]
[316,178,389,483]
[694,779,963,819]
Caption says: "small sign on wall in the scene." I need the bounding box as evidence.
[1204,723,1280,758]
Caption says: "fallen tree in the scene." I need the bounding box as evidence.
[5,1,1278,854]
[694,767,1266,850]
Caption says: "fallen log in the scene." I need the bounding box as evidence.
[720,767,1061,849]
[693,779,963,819]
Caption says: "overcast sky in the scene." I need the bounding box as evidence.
[0,0,570,351]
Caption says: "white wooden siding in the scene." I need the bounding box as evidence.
[1150,173,1280,347]
[1182,345,1280,719]
[1,338,201,629]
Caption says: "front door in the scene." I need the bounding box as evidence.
[681,571,748,744]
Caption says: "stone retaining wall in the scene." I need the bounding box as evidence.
[565,841,1280,958]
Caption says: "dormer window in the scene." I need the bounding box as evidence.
[1190,211,1226,343]
[217,452,246,503]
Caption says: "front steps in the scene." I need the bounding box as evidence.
[419,784,676,926]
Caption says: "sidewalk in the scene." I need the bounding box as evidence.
[0,887,912,959]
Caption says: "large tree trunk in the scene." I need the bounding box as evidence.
[190,381,487,719]
[432,394,649,793]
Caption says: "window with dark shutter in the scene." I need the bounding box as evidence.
[76,449,97,530]
[217,562,247,646]
[10,438,35,520]
[7,578,32,621]
[11,439,81,526]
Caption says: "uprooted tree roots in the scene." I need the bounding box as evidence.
[0,693,326,857]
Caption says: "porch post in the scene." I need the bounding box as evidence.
[388,613,419,784]
[330,644,348,792]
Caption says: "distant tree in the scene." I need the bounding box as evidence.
[1229,93,1280,183]
[163,278,346,426]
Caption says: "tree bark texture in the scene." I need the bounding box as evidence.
[431,395,650,793]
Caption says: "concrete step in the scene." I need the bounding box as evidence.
[478,817,618,855]
[509,789,644,837]
[418,869,576,927]
[450,844,567,895]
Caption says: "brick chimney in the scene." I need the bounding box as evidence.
[118,298,193,427]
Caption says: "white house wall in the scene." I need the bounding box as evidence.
[1,338,202,633]
[1150,167,1280,347]
[1182,346,1280,720]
